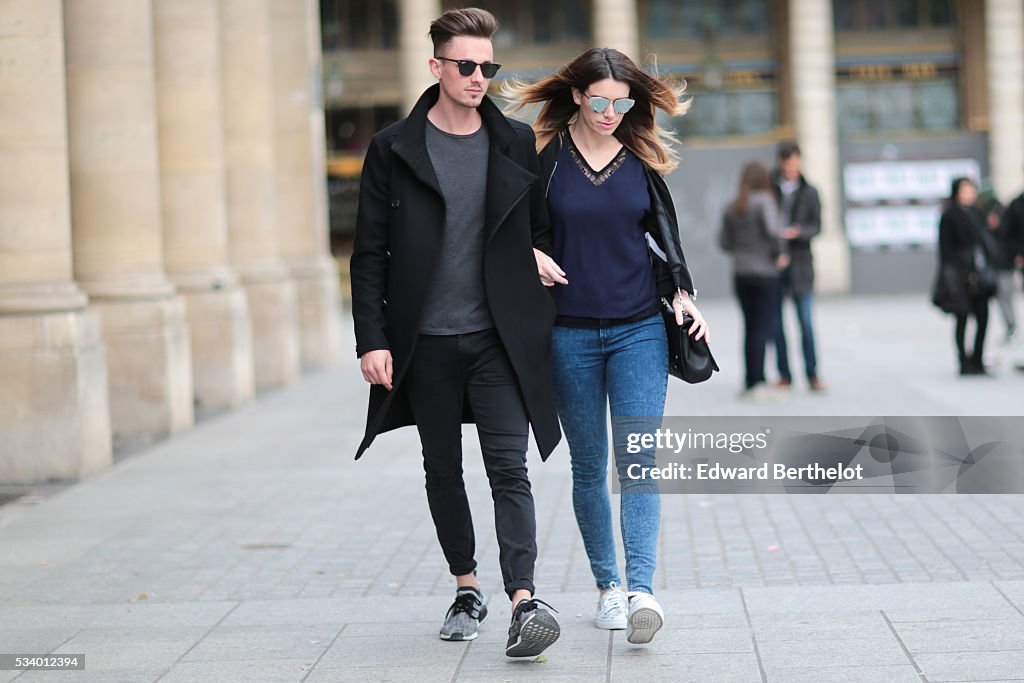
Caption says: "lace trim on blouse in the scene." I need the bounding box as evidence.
[564,130,628,187]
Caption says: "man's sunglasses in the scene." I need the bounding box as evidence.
[584,93,636,115]
[436,57,501,79]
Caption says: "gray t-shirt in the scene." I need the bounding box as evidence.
[778,177,800,227]
[419,120,493,335]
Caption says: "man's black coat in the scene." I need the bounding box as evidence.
[771,171,821,296]
[350,84,561,460]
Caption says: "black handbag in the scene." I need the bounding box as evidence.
[965,267,998,299]
[661,297,719,383]
[931,263,969,315]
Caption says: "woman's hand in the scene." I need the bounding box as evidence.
[534,249,568,287]
[674,290,709,343]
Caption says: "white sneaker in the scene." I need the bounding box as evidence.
[594,588,627,630]
[626,592,664,644]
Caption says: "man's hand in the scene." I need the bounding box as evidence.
[360,349,393,391]
[534,248,568,286]
[782,226,800,240]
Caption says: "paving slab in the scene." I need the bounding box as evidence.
[915,651,1024,681]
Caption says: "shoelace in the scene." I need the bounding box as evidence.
[447,591,484,620]
[598,591,627,618]
[514,597,559,619]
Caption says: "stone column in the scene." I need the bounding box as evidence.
[0,0,111,482]
[269,0,342,371]
[399,0,441,113]
[986,0,1024,201]
[64,0,193,451]
[220,0,300,390]
[593,0,640,59]
[153,0,254,415]
[788,0,850,294]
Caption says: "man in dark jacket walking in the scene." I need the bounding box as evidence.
[770,141,826,391]
[1006,190,1024,268]
[1002,188,1024,369]
[350,7,562,658]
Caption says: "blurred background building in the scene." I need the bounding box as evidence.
[322,0,1024,297]
[3,1,1022,485]
[1,0,341,483]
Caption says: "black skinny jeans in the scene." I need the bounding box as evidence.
[403,328,537,598]
[955,295,990,365]
[734,274,782,389]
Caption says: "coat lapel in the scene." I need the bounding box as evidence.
[391,86,442,196]
[485,150,535,242]
[478,95,535,241]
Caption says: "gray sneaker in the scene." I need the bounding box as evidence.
[505,597,560,657]
[439,587,488,641]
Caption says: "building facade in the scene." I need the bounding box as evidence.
[0,0,342,483]
[322,0,1024,297]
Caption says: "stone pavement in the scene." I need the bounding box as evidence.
[1,295,1024,682]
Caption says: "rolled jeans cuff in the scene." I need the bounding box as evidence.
[504,579,535,599]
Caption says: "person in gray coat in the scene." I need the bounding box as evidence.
[770,141,826,392]
[720,161,788,395]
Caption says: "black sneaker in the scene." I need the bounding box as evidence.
[439,587,488,641]
[505,598,560,657]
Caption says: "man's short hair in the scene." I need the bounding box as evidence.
[777,140,801,161]
[429,8,498,55]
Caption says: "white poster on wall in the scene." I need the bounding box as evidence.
[843,158,981,248]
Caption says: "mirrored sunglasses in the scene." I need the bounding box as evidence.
[584,93,636,115]
[436,57,501,79]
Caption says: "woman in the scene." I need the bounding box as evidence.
[719,161,787,397]
[506,48,708,644]
[939,177,996,375]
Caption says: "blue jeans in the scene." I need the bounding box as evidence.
[551,314,667,595]
[774,290,818,382]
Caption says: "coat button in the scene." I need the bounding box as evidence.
[391,199,400,208]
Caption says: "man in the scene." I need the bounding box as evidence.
[770,140,826,392]
[350,7,563,658]
[1002,186,1024,369]
[1007,188,1024,268]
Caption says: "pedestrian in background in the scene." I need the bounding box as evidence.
[938,177,996,375]
[981,198,1018,344]
[350,7,562,658]
[770,141,826,392]
[1004,187,1024,272]
[1000,186,1024,336]
[720,160,788,399]
[506,46,708,645]
[1003,186,1024,371]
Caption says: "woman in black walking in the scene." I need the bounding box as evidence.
[938,177,996,375]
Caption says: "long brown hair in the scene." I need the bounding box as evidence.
[502,48,688,174]
[729,161,771,216]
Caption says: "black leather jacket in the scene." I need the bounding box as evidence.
[537,132,696,299]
